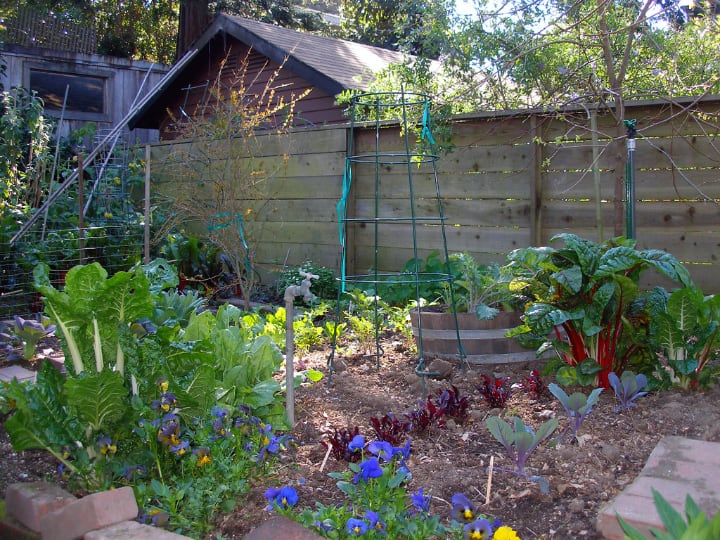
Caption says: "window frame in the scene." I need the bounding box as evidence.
[24,61,113,121]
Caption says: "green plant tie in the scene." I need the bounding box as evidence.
[421,101,435,145]
[336,159,353,292]
[208,212,251,277]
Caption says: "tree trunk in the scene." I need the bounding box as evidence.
[176,0,211,60]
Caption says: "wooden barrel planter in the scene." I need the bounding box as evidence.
[410,309,539,365]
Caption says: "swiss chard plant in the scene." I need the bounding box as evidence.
[485,415,558,493]
[548,383,603,441]
[645,286,720,389]
[505,233,693,387]
[608,370,648,413]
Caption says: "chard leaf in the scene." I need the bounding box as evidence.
[184,310,216,341]
[183,365,216,413]
[642,249,694,287]
[552,234,598,274]
[141,258,179,293]
[100,267,153,323]
[64,370,127,433]
[552,265,583,294]
[667,288,700,334]
[596,246,641,276]
[4,409,52,452]
[4,362,81,451]
[554,367,577,388]
[525,303,573,333]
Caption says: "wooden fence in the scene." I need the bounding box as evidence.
[148,95,720,293]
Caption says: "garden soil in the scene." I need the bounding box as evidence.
[2,332,720,539]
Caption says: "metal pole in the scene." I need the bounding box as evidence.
[78,155,85,263]
[624,119,637,240]
[144,145,151,264]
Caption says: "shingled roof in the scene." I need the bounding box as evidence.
[128,13,406,129]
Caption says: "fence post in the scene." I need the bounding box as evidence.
[530,114,544,246]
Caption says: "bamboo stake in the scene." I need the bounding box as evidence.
[485,455,494,505]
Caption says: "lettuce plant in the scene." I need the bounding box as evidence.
[485,415,558,493]
[608,370,648,413]
[548,383,603,440]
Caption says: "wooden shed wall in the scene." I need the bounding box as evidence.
[0,44,168,145]
[157,37,348,138]
[147,95,720,293]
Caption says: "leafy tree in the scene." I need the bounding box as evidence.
[340,0,453,56]
[365,0,720,234]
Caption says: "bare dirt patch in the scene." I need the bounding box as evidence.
[3,333,720,539]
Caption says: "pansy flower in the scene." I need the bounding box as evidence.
[257,433,292,462]
[464,518,493,540]
[156,376,169,392]
[364,509,386,533]
[151,392,177,413]
[170,440,190,456]
[493,525,521,540]
[264,486,298,509]
[348,434,365,452]
[452,493,477,522]
[410,487,431,513]
[353,456,383,483]
[56,463,70,480]
[122,464,147,482]
[368,440,394,462]
[393,439,412,464]
[97,435,117,456]
[157,416,181,447]
[346,517,368,536]
[193,446,212,467]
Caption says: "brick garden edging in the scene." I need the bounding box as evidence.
[2,482,192,540]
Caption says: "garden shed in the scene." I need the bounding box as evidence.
[128,13,409,137]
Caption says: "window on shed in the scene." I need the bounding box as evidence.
[29,69,106,115]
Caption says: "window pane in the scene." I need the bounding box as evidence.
[29,70,105,113]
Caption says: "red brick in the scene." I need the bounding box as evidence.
[83,520,192,539]
[5,482,76,532]
[39,486,138,540]
[243,516,324,540]
[597,437,720,540]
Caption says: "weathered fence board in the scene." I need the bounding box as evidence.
[148,96,720,293]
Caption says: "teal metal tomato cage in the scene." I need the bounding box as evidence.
[328,90,465,395]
